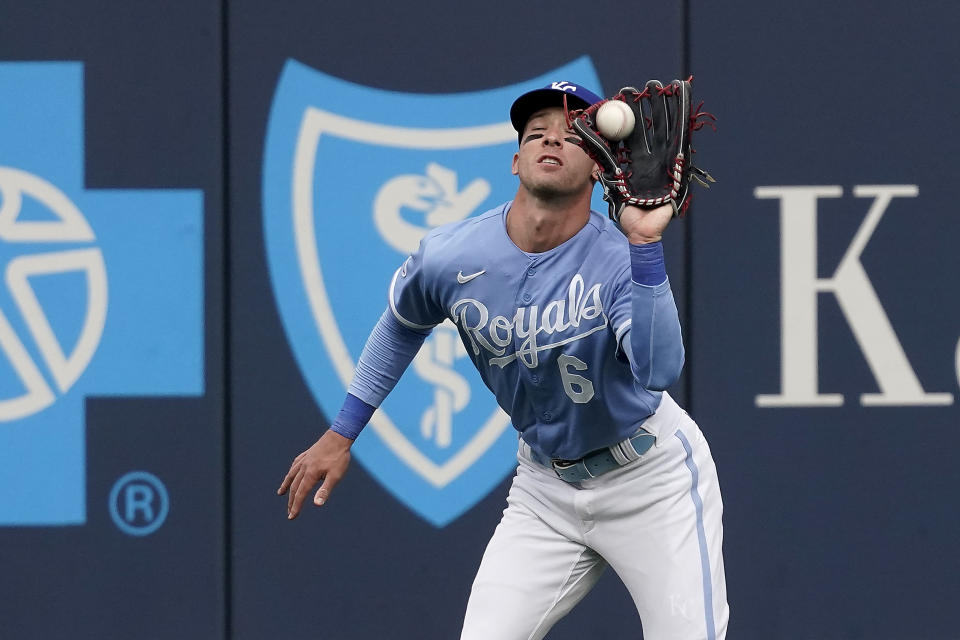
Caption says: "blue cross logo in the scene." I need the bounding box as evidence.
[0,62,203,526]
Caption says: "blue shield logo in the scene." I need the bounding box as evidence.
[263,58,603,526]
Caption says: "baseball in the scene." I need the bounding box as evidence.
[595,100,635,141]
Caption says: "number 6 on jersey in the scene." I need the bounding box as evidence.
[558,354,594,403]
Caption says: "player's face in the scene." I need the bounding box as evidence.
[512,107,597,200]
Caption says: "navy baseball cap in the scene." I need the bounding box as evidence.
[509,81,604,135]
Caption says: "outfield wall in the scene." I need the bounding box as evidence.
[1,2,957,638]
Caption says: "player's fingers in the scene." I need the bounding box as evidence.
[277,449,310,495]
[313,471,343,507]
[286,466,306,515]
[289,470,319,520]
[277,462,299,495]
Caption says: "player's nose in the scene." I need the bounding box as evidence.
[541,128,563,146]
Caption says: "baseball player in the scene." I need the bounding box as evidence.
[279,80,728,639]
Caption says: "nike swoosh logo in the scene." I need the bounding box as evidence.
[457,270,486,284]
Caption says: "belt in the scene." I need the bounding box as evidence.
[539,429,656,484]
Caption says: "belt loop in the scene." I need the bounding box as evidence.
[610,440,634,465]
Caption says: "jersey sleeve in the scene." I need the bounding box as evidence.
[607,264,635,353]
[348,308,431,408]
[622,279,685,390]
[388,232,448,330]
[609,244,685,391]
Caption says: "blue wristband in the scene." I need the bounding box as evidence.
[629,242,667,286]
[329,393,376,440]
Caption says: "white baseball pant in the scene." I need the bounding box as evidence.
[460,392,728,640]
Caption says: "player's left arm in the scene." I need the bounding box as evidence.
[619,202,674,245]
[617,203,685,390]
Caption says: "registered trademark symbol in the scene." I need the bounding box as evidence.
[108,471,169,536]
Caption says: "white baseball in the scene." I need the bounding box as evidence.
[595,100,635,141]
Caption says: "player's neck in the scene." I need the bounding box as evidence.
[507,188,591,253]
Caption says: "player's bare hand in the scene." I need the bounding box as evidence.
[618,203,675,244]
[277,429,353,520]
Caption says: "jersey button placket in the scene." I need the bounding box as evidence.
[519,258,536,304]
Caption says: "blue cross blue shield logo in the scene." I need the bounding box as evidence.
[263,57,603,526]
[0,62,203,526]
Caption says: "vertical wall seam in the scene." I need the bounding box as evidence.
[682,0,694,415]
[219,0,233,637]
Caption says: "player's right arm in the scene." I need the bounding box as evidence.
[277,311,432,518]
[278,234,445,519]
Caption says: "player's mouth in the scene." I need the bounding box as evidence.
[538,155,562,166]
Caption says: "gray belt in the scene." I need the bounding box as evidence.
[533,429,656,484]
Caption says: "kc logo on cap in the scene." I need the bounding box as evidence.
[509,80,604,134]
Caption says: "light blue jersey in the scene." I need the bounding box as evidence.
[377,202,684,460]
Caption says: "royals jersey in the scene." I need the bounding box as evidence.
[383,202,684,460]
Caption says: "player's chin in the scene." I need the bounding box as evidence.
[527,180,586,202]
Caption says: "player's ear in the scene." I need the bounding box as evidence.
[591,165,600,182]
[511,152,520,176]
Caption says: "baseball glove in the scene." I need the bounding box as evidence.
[570,78,715,222]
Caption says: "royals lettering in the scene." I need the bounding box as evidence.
[451,274,607,368]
